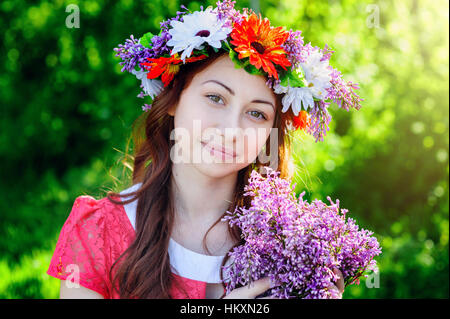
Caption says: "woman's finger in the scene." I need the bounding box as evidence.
[328,284,343,299]
[225,277,274,299]
[256,295,276,299]
[332,268,345,293]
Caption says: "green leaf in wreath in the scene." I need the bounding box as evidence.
[228,49,243,70]
[139,32,155,49]
[195,47,209,57]
[243,62,265,76]
[229,49,265,76]
[279,67,306,88]
[222,39,232,51]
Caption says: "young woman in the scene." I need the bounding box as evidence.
[47,2,357,299]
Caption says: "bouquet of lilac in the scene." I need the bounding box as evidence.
[221,167,382,299]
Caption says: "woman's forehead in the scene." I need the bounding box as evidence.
[193,55,275,101]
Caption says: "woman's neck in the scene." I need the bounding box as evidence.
[170,162,237,226]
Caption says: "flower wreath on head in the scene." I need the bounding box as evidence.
[114,0,363,142]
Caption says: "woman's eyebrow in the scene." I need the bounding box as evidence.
[202,79,235,95]
[202,79,275,111]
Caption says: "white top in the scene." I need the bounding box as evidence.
[119,182,230,284]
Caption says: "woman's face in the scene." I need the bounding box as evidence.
[169,53,277,178]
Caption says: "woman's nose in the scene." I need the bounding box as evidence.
[216,108,242,143]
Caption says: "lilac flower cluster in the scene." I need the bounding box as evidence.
[112,8,190,110]
[281,29,305,68]
[148,31,172,57]
[326,67,364,112]
[215,0,244,27]
[113,6,189,73]
[295,41,362,141]
[308,100,332,142]
[321,44,335,62]
[222,167,381,299]
[113,35,153,73]
[314,44,363,112]
[142,104,152,112]
[151,5,190,57]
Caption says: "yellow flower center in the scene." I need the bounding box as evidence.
[167,63,180,75]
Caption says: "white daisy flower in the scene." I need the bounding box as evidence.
[299,48,332,99]
[273,48,332,115]
[274,83,314,116]
[166,7,232,62]
[132,68,163,99]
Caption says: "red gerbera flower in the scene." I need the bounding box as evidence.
[292,110,311,131]
[141,53,207,87]
[230,13,291,80]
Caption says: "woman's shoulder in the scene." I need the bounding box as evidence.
[63,184,142,241]
[67,194,125,229]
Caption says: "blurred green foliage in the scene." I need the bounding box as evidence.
[0,0,448,298]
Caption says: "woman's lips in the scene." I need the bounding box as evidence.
[201,141,237,159]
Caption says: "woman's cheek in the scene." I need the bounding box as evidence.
[239,135,263,165]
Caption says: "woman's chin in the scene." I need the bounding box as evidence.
[192,158,252,179]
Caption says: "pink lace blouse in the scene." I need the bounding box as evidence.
[47,183,228,299]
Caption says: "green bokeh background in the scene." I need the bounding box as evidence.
[0,0,448,298]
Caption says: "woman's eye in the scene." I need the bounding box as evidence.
[248,110,267,121]
[206,94,267,121]
[206,94,224,105]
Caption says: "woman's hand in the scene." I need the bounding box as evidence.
[222,268,345,299]
[222,277,276,299]
[327,268,345,299]
[256,268,346,299]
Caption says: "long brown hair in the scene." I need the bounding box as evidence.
[106,49,295,298]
